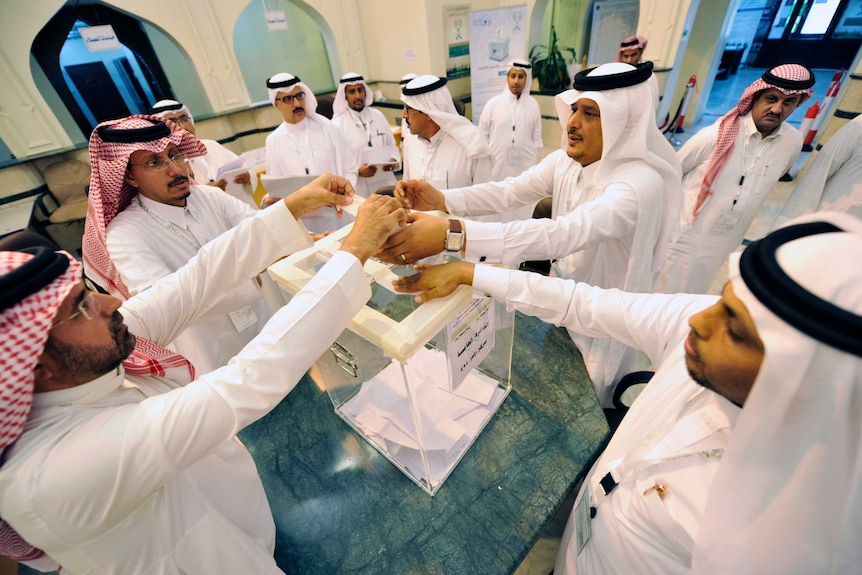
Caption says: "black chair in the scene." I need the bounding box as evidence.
[0,229,59,251]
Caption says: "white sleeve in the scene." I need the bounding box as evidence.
[464,181,639,267]
[472,264,716,367]
[36,250,370,527]
[445,152,558,216]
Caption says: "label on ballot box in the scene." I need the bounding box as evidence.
[267,198,513,495]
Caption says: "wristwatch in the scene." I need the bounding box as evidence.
[444,219,464,252]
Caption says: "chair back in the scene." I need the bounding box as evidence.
[43,160,90,204]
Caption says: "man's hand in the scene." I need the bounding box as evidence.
[211,179,229,191]
[340,195,407,265]
[358,164,378,178]
[233,172,252,185]
[394,180,447,211]
[376,212,449,265]
[392,262,475,303]
[282,173,355,219]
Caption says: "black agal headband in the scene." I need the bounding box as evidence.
[572,61,653,91]
[267,76,301,90]
[740,221,862,357]
[0,247,69,312]
[402,77,448,96]
[97,120,171,144]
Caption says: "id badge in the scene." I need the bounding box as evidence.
[574,493,592,555]
[228,306,258,332]
[507,147,519,165]
[710,212,742,236]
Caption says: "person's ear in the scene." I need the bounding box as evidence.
[124,165,139,189]
[32,352,59,392]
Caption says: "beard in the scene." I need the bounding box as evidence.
[45,312,137,381]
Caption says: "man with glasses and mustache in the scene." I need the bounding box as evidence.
[654,63,814,295]
[263,72,356,232]
[383,63,681,407]
[82,115,276,374]
[0,186,405,573]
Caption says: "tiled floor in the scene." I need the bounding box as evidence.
[514,67,829,575]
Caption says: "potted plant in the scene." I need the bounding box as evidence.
[529,26,577,92]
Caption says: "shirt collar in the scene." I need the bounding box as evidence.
[743,112,783,142]
[31,366,126,412]
[139,191,200,227]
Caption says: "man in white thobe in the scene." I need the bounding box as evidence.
[654,64,815,294]
[393,211,862,575]
[82,115,272,374]
[331,73,400,197]
[478,59,544,221]
[0,184,404,573]
[776,113,862,223]
[400,74,493,191]
[384,62,682,406]
[264,72,357,232]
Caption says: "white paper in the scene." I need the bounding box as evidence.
[360,146,399,167]
[259,174,318,199]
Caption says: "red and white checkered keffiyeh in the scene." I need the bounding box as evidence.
[82,115,207,299]
[0,249,194,567]
[692,63,814,219]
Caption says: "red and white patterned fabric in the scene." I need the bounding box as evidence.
[82,115,207,299]
[0,250,79,566]
[692,64,814,219]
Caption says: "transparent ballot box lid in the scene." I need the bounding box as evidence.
[267,207,514,495]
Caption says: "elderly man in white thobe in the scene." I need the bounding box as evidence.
[82,115,275,374]
[400,74,493,191]
[331,73,400,197]
[654,64,815,295]
[149,99,251,193]
[264,72,357,232]
[0,188,404,573]
[393,211,862,575]
[382,62,682,406]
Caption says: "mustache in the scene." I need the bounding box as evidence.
[293,107,305,114]
[169,175,189,186]
[567,128,582,138]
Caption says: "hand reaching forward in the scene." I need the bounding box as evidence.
[341,195,408,265]
[283,173,355,219]
[392,262,475,303]
[394,179,447,211]
[376,212,450,265]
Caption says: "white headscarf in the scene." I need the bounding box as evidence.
[400,75,491,160]
[554,62,682,273]
[149,99,193,126]
[333,73,372,119]
[693,211,862,574]
[266,72,320,119]
[506,59,533,95]
[399,73,418,93]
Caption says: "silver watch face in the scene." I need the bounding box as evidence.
[445,231,463,252]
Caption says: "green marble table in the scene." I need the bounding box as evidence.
[239,312,611,575]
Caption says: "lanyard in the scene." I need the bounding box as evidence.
[733,132,774,210]
[588,391,731,516]
[509,97,518,148]
[136,197,202,252]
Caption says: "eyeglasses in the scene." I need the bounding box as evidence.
[276,92,306,105]
[130,152,188,172]
[53,278,102,328]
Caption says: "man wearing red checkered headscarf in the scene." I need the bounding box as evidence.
[82,115,276,374]
[654,63,815,295]
[0,184,405,574]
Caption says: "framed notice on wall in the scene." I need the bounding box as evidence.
[445,4,472,79]
[587,0,639,67]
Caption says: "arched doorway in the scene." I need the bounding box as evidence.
[31,2,174,135]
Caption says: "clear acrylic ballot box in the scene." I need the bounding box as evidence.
[267,211,513,495]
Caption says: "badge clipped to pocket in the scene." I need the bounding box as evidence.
[710,212,742,237]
